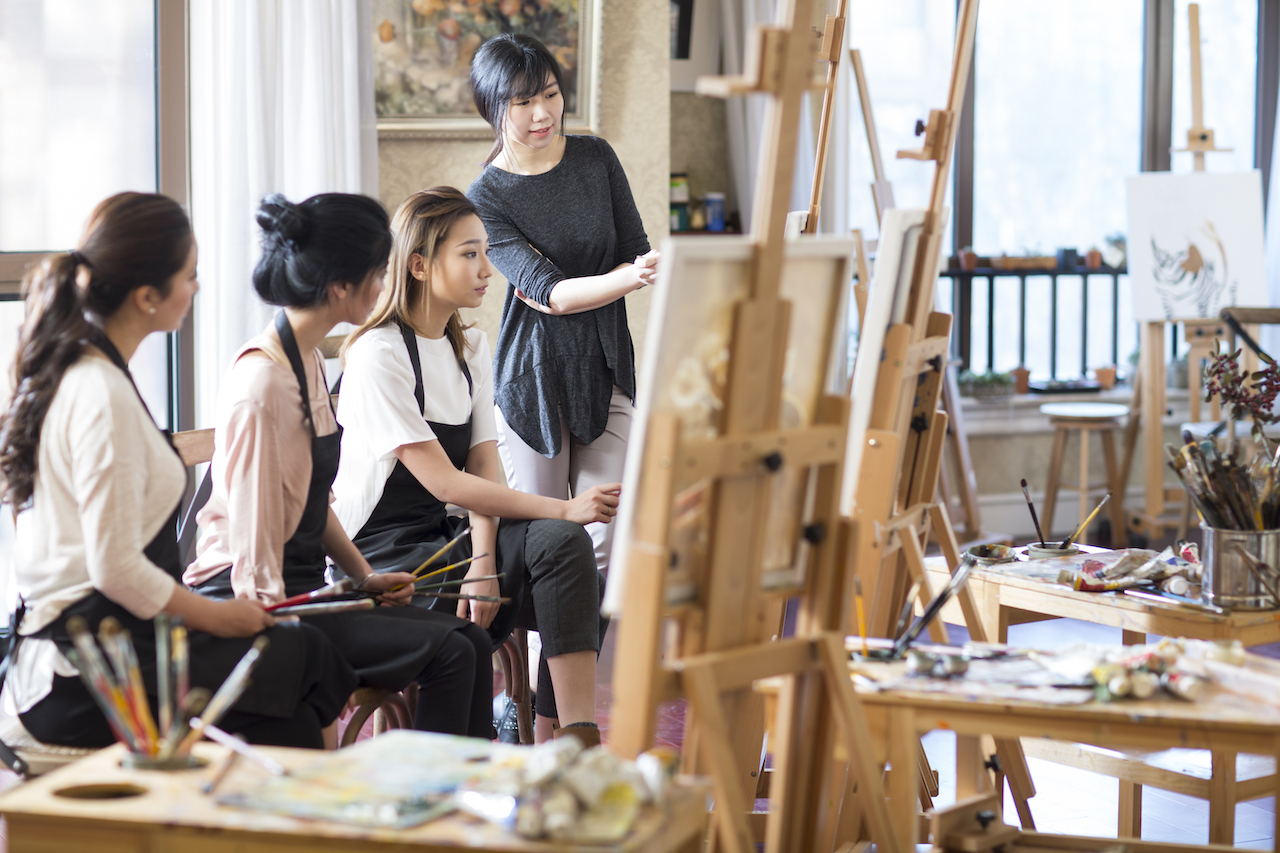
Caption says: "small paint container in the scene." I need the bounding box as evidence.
[1025,542,1080,559]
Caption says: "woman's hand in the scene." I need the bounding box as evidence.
[562,483,621,525]
[457,554,500,629]
[357,571,416,607]
[631,250,660,287]
[208,599,277,637]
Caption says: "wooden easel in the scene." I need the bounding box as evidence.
[607,3,904,852]
[839,0,1038,833]
[1126,3,1235,540]
[846,41,1004,552]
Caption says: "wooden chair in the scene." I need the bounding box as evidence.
[493,628,534,744]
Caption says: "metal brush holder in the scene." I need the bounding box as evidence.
[1201,525,1280,610]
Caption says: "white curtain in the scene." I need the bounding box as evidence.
[1265,98,1280,356]
[720,0,848,233]
[190,0,378,424]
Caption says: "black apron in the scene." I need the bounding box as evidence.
[11,331,308,748]
[352,323,530,646]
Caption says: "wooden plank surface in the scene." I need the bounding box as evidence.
[0,744,709,853]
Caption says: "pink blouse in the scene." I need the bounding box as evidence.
[182,326,336,603]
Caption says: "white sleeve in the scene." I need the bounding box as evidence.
[340,335,439,457]
[68,394,176,618]
[466,330,498,447]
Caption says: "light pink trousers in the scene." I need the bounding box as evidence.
[494,387,633,574]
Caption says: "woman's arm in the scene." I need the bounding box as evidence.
[321,508,414,606]
[514,254,658,316]
[394,439,618,524]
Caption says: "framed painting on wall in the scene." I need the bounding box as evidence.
[372,0,600,136]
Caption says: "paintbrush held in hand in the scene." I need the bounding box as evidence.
[1166,431,1280,530]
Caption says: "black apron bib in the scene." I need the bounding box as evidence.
[353,323,529,644]
[10,331,308,748]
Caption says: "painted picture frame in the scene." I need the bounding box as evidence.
[372,0,599,136]
[670,0,719,93]
[603,234,855,616]
[1126,171,1266,322]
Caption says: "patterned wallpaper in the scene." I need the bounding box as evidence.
[376,0,670,362]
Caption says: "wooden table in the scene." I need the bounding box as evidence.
[925,553,1280,843]
[0,744,708,853]
[855,668,1280,853]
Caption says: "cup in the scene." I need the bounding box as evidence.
[1093,365,1116,390]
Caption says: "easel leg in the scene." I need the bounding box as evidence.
[901,525,948,644]
[887,708,919,849]
[1043,427,1067,538]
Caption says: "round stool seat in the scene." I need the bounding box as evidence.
[1039,402,1130,421]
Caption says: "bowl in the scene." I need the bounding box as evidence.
[1026,542,1080,560]
[967,543,1017,565]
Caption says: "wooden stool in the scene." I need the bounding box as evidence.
[1040,402,1129,547]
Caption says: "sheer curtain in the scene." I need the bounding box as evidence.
[721,0,832,230]
[189,0,378,423]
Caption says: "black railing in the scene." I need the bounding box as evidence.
[939,265,1129,379]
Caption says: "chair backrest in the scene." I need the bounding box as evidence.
[172,428,215,568]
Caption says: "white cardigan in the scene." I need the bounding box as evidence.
[8,354,183,713]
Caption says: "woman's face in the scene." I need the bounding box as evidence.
[502,74,563,154]
[427,214,493,313]
[152,238,199,333]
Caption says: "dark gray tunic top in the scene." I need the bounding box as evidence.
[467,135,650,457]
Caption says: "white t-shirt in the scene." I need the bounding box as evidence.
[8,355,184,713]
[334,325,496,538]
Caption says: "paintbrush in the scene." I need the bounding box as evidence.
[853,576,868,656]
[64,647,137,751]
[99,619,158,754]
[892,579,924,641]
[414,572,503,591]
[265,578,356,612]
[410,526,472,579]
[155,613,172,738]
[201,741,241,795]
[171,621,189,716]
[1020,478,1047,546]
[1060,492,1110,549]
[159,688,211,760]
[178,637,269,754]
[271,598,376,617]
[392,553,488,592]
[119,628,161,753]
[1231,544,1280,605]
[67,617,142,751]
[189,718,287,777]
[418,592,511,604]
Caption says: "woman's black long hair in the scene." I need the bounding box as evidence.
[0,192,192,510]
[470,33,566,166]
[252,193,391,307]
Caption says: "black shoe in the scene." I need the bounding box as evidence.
[495,696,521,744]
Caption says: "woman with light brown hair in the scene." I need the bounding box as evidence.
[333,187,615,745]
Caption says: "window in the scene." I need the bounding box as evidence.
[0,0,157,253]
[844,0,955,246]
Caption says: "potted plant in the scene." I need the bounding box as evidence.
[959,246,979,272]
[958,369,1016,402]
[1085,246,1103,269]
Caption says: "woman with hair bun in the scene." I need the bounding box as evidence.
[184,192,494,739]
[0,192,358,749]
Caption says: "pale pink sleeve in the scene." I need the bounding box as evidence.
[219,391,289,605]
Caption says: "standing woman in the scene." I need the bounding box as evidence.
[183,193,493,739]
[334,188,618,746]
[466,34,658,581]
[0,193,356,749]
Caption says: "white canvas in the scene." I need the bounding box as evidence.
[1126,171,1266,321]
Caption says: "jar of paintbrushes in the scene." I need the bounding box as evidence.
[1166,430,1280,609]
[65,613,272,770]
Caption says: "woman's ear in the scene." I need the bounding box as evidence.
[132,285,162,317]
[327,279,354,304]
[408,253,430,283]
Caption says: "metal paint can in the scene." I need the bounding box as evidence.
[1200,525,1280,609]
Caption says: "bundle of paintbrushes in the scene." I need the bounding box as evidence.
[1166,430,1280,530]
[64,614,268,768]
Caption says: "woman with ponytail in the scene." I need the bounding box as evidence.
[0,192,357,748]
[333,188,616,746]
[184,192,495,739]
